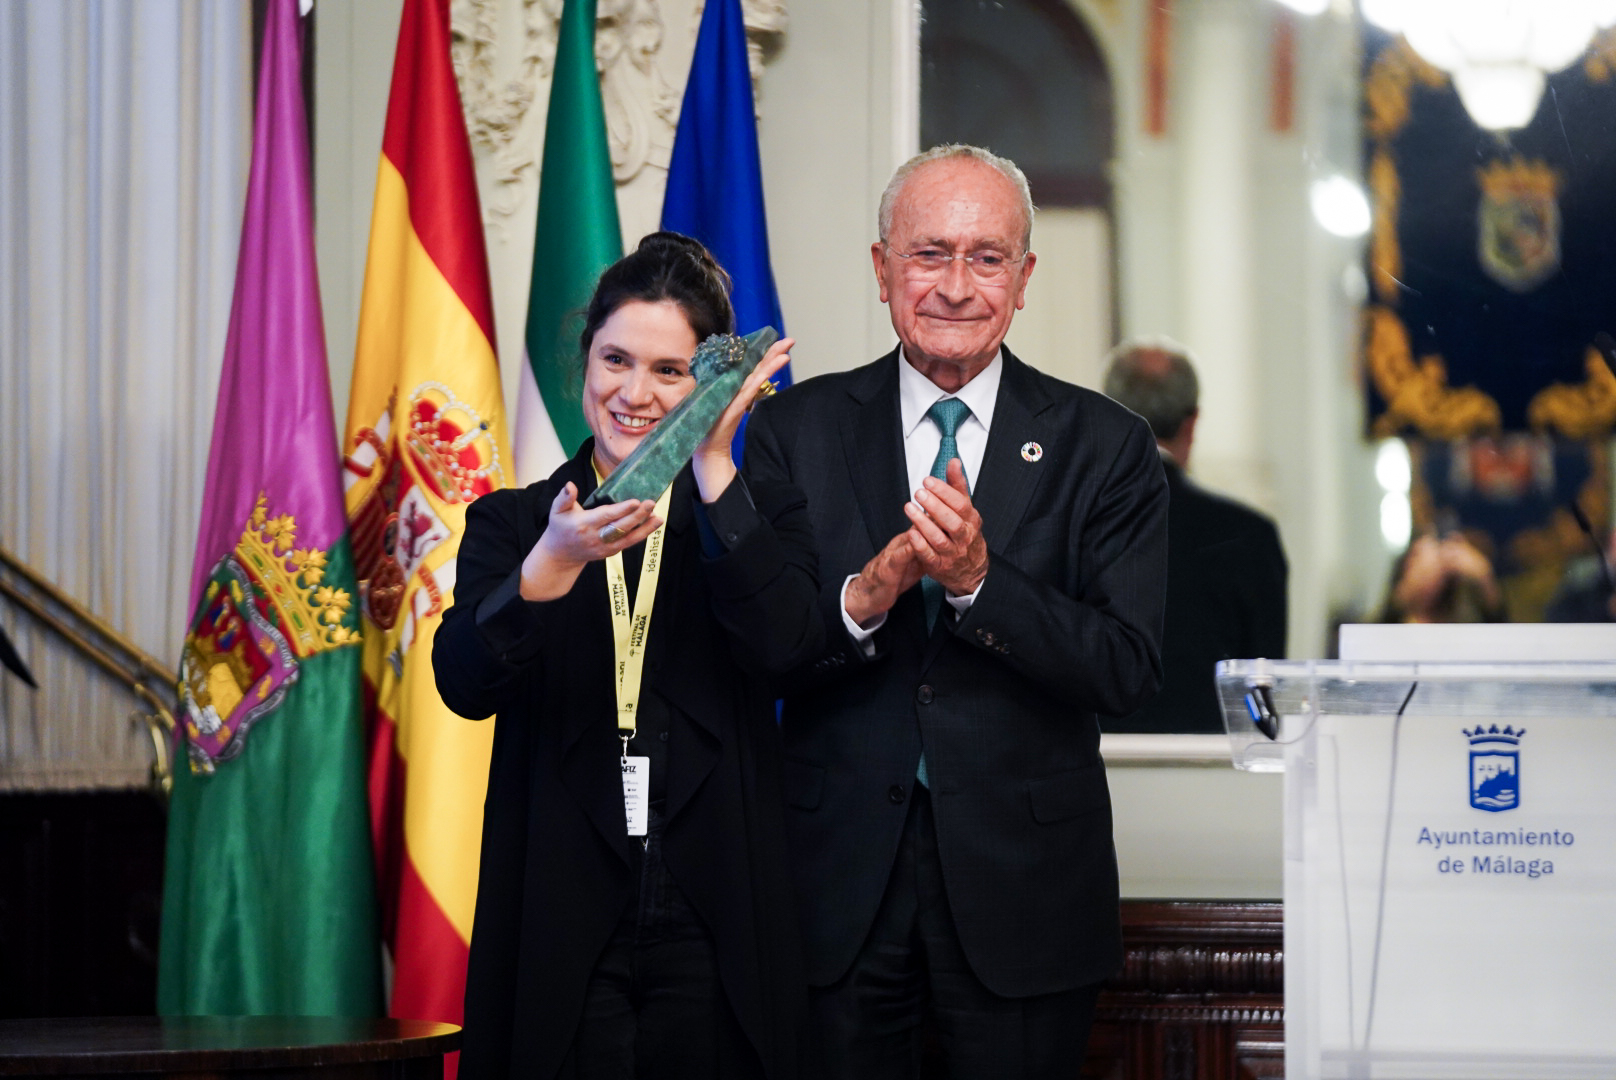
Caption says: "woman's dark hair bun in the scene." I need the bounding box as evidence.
[637,231,703,256]
[578,231,735,365]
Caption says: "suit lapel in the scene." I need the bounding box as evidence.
[841,351,911,555]
[543,445,639,863]
[558,445,613,757]
[842,353,934,643]
[970,348,1050,553]
[627,467,723,825]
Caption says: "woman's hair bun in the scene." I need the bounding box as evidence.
[635,231,732,293]
[636,231,701,256]
[576,231,736,364]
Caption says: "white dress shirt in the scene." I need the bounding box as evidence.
[840,348,1004,649]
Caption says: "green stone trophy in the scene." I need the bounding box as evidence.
[583,325,779,508]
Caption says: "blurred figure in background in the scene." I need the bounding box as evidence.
[1102,339,1287,734]
[1379,528,1506,623]
[1545,525,1616,622]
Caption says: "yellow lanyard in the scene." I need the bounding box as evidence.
[598,473,674,758]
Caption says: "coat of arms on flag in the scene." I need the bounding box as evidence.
[1477,158,1562,294]
[178,494,359,773]
[346,384,502,628]
[1361,29,1616,441]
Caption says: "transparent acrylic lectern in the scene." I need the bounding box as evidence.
[1218,658,1616,1080]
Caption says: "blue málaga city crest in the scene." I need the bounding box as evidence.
[1465,724,1523,812]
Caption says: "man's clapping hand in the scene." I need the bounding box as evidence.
[844,533,926,628]
[905,459,989,597]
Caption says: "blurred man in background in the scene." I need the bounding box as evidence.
[1103,339,1288,733]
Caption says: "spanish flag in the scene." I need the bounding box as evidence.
[341,0,509,1055]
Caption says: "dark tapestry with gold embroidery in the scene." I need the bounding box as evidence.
[1362,29,1616,440]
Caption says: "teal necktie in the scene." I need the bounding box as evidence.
[920,398,972,631]
[917,397,971,790]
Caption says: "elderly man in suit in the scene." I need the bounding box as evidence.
[744,144,1169,1079]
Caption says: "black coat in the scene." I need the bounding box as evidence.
[743,348,1169,997]
[1106,458,1288,734]
[433,444,822,1080]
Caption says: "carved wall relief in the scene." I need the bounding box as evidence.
[450,0,788,222]
[450,0,560,221]
[738,0,788,109]
[598,0,680,183]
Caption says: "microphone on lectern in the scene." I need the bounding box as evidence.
[1568,501,1615,597]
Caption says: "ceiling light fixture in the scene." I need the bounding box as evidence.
[1360,0,1616,130]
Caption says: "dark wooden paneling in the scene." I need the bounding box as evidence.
[0,792,166,1018]
[1083,901,1285,1080]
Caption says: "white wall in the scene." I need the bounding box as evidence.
[754,1,915,377]
[313,0,401,429]
[1012,208,1113,391]
[1110,763,1282,897]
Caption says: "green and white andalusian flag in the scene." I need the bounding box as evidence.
[514,0,623,482]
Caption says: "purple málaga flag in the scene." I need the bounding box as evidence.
[185,11,346,612]
[158,0,381,1017]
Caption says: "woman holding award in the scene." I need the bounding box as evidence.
[435,233,819,1080]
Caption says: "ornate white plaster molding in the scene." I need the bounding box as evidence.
[449,0,787,221]
[740,0,787,103]
[451,0,559,219]
[598,0,679,183]
[685,0,787,112]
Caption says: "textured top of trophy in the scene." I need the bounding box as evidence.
[583,325,779,508]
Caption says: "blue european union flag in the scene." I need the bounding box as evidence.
[661,0,789,426]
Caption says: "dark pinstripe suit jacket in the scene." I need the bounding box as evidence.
[743,347,1168,997]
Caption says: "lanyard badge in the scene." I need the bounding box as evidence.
[601,481,673,836]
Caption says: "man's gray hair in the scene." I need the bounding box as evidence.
[878,144,1036,251]
[1102,337,1201,441]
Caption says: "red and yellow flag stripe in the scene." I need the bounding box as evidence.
[341,0,508,1056]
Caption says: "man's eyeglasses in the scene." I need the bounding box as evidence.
[884,244,1028,285]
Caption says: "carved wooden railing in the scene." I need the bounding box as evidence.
[1085,900,1285,1080]
[0,545,178,795]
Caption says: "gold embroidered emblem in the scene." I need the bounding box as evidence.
[1527,345,1616,439]
[1476,159,1562,294]
[237,494,360,655]
[1366,307,1503,438]
[177,494,359,773]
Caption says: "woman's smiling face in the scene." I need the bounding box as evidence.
[583,299,700,477]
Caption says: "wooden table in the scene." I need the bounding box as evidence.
[0,1017,460,1078]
